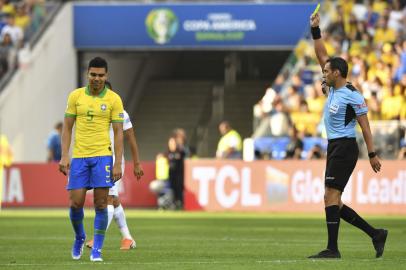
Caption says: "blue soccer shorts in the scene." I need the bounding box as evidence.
[66,156,115,190]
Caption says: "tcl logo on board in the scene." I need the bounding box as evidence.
[192,165,261,208]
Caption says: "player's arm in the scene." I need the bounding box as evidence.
[112,122,124,182]
[124,128,144,180]
[310,13,329,70]
[59,117,74,175]
[356,114,381,173]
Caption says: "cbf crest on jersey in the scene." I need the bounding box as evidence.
[101,104,107,111]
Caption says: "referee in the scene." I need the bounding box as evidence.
[308,12,387,259]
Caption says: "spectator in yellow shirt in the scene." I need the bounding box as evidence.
[366,92,381,121]
[381,43,397,66]
[373,17,396,45]
[1,0,15,15]
[381,86,404,120]
[305,83,325,115]
[372,0,388,15]
[15,3,30,31]
[216,121,242,159]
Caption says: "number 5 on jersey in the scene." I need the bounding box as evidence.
[87,110,94,121]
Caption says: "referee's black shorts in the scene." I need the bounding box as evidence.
[325,137,358,192]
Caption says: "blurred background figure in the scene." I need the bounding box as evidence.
[216,121,242,159]
[1,13,23,49]
[0,133,13,210]
[0,32,17,77]
[307,144,325,160]
[398,146,406,159]
[398,127,406,160]
[285,126,303,160]
[252,93,291,138]
[149,152,173,210]
[172,128,190,157]
[46,121,62,162]
[253,87,277,131]
[167,136,185,210]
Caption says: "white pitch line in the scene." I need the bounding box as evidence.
[1,261,236,267]
[2,258,404,267]
[0,235,367,244]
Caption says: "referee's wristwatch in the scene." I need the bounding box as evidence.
[368,152,377,158]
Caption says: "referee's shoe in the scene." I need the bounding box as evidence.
[372,229,388,258]
[308,249,341,259]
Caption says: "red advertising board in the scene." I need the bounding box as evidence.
[184,159,406,214]
[1,162,157,208]
[4,159,406,214]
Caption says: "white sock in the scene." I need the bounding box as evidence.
[114,204,132,239]
[106,205,114,230]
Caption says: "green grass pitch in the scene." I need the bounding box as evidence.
[0,209,405,269]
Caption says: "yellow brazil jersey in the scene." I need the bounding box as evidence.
[65,86,124,158]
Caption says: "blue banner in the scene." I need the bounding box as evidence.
[74,3,317,49]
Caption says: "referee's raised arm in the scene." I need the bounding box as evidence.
[310,13,329,70]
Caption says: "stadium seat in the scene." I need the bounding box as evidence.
[301,137,327,159]
[272,137,291,159]
[254,136,291,160]
[401,138,406,148]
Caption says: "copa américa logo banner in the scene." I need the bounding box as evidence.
[184,159,406,214]
[74,3,317,49]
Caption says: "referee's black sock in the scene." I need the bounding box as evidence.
[340,204,377,238]
[325,205,340,252]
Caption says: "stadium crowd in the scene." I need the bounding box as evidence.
[253,0,406,160]
[0,0,46,79]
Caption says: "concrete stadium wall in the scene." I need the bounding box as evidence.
[0,3,76,162]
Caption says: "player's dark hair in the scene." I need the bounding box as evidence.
[327,57,348,78]
[88,57,108,72]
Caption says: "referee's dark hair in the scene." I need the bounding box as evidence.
[88,57,108,72]
[326,57,348,78]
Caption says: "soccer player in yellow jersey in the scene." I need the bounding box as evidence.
[59,57,124,262]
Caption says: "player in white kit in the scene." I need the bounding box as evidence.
[86,107,143,250]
